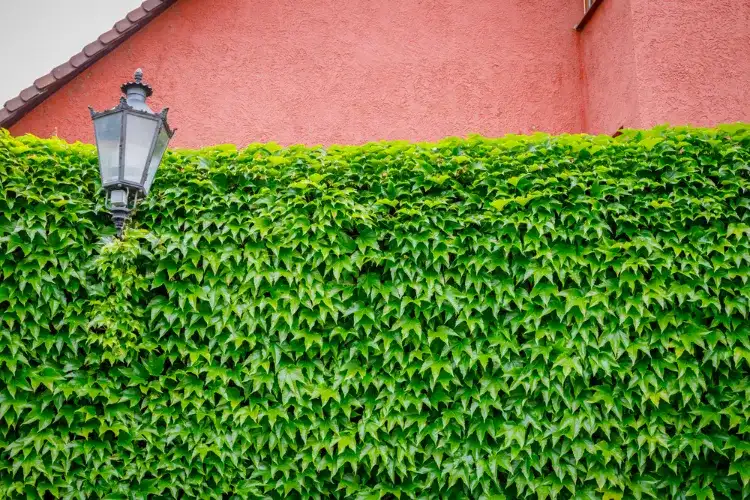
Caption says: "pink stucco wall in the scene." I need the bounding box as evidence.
[580,0,750,134]
[9,0,585,147]
[9,0,750,145]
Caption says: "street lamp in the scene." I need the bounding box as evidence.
[89,68,174,237]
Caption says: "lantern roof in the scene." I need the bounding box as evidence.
[89,69,175,138]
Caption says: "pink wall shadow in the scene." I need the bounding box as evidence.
[581,0,750,134]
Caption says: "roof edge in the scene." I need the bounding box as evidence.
[0,0,178,129]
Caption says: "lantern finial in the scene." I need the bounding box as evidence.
[121,68,153,98]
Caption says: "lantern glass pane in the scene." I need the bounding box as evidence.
[109,189,127,207]
[144,125,170,194]
[123,114,158,185]
[93,113,122,184]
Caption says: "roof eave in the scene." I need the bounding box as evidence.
[0,0,177,129]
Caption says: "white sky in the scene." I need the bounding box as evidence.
[0,0,144,105]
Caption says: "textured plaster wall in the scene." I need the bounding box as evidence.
[9,0,584,147]
[628,0,750,129]
[579,0,639,135]
[580,0,750,134]
[11,0,749,145]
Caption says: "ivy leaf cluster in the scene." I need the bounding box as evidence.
[1,125,750,498]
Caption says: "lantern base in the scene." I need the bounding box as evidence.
[111,206,130,239]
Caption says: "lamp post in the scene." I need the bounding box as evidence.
[89,69,174,238]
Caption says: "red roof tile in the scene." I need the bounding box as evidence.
[142,0,162,12]
[33,73,56,90]
[98,29,120,45]
[0,0,177,129]
[114,19,132,34]
[51,62,74,80]
[5,97,24,113]
[127,8,149,23]
[82,41,103,58]
[19,86,38,102]
[69,52,88,69]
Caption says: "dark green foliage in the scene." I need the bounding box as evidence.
[1,125,750,498]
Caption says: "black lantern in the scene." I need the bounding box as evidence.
[89,68,174,237]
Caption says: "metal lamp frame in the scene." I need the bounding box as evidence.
[89,69,175,238]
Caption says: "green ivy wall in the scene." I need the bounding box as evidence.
[1,126,749,498]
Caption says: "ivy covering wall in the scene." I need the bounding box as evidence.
[1,126,750,498]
